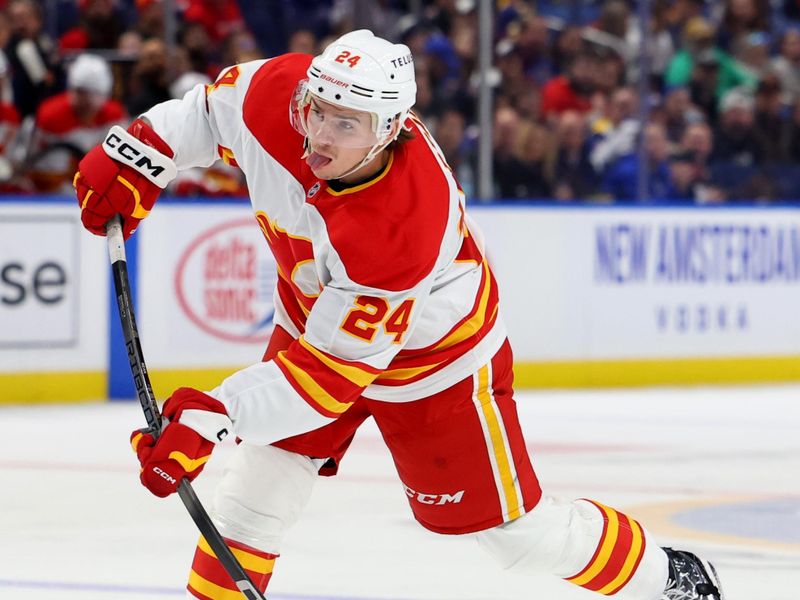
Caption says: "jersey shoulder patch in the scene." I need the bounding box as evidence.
[315,129,452,292]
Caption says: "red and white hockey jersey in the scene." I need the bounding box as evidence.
[144,54,506,444]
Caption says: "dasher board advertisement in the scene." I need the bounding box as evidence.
[137,204,277,369]
[470,206,800,361]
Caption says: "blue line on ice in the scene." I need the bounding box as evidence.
[0,578,420,600]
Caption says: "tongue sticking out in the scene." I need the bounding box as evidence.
[306,152,332,170]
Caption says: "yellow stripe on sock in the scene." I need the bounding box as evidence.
[196,536,276,575]
[568,504,620,586]
[188,570,247,600]
[598,519,645,595]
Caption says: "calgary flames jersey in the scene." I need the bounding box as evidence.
[144,54,506,444]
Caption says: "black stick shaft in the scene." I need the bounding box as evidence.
[106,216,265,600]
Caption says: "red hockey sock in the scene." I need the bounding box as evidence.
[187,536,277,599]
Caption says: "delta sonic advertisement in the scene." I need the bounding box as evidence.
[136,204,276,377]
[472,206,800,385]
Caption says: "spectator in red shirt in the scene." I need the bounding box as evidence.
[28,54,126,192]
[541,51,596,121]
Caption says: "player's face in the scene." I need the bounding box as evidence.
[304,98,379,179]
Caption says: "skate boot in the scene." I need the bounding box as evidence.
[662,548,724,599]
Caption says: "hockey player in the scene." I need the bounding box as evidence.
[73,30,724,600]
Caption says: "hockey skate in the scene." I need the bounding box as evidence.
[662,548,725,599]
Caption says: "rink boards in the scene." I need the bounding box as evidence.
[2,196,800,402]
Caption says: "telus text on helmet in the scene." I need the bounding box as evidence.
[390,54,413,68]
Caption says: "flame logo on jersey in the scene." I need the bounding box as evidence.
[255,211,319,326]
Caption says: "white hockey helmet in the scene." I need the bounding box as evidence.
[67,54,113,98]
[291,29,417,149]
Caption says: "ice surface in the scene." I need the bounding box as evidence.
[1,385,798,599]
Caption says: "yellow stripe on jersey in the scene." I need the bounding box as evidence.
[196,536,276,575]
[374,361,443,381]
[297,336,377,387]
[567,506,621,586]
[275,352,353,415]
[188,570,249,600]
[476,365,522,521]
[598,519,645,594]
[434,261,492,351]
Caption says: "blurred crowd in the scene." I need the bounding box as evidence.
[2,0,800,202]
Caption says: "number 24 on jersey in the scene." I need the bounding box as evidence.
[341,295,415,344]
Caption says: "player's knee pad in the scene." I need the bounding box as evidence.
[211,443,319,554]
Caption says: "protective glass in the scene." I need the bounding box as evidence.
[290,80,380,148]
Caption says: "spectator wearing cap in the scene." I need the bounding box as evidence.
[770,28,800,105]
[665,16,756,104]
[59,0,126,51]
[423,32,462,105]
[28,54,126,192]
[711,87,768,166]
[4,0,60,118]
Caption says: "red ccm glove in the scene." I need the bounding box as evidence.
[74,118,177,239]
[131,388,232,498]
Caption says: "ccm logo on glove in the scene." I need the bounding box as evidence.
[153,466,177,485]
[102,126,177,188]
[74,118,177,239]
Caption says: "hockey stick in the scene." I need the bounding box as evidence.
[106,215,266,600]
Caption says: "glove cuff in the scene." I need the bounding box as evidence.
[102,124,177,188]
[179,409,233,443]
